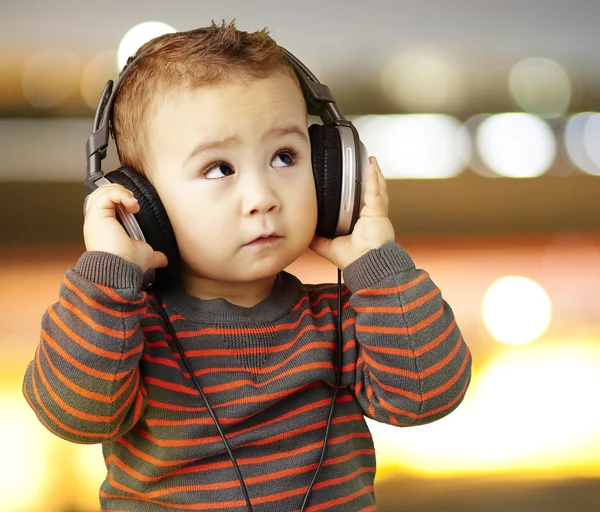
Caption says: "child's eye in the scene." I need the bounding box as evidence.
[203,162,234,179]
[272,148,298,168]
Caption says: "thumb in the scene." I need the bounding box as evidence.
[151,251,169,270]
[309,234,332,260]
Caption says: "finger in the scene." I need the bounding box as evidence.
[372,158,389,211]
[87,186,139,219]
[309,234,332,260]
[362,157,386,215]
[151,251,169,269]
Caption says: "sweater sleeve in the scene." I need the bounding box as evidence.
[22,251,149,444]
[341,241,472,427]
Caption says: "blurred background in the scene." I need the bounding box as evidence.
[1,0,600,511]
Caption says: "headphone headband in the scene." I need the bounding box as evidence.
[86,45,347,180]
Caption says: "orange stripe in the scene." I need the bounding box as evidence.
[64,276,145,317]
[29,362,134,440]
[245,414,364,448]
[360,330,464,383]
[421,348,471,400]
[376,372,469,421]
[94,282,146,304]
[365,319,456,357]
[180,323,335,356]
[143,341,337,379]
[369,336,469,401]
[145,393,353,428]
[356,272,428,296]
[42,330,132,380]
[101,466,374,509]
[198,362,333,394]
[35,343,139,423]
[141,353,181,370]
[23,379,94,444]
[106,447,374,492]
[420,378,470,419]
[48,305,143,360]
[40,338,136,403]
[360,350,420,379]
[356,304,443,335]
[354,287,440,314]
[134,412,362,449]
[59,297,139,338]
[363,367,421,402]
[301,482,375,512]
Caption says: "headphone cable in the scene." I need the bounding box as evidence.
[148,269,342,512]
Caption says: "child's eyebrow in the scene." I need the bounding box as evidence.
[183,124,308,165]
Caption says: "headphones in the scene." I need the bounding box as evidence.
[84,39,368,287]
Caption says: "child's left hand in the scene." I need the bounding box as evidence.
[309,156,396,270]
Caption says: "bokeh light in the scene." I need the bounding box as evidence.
[22,49,80,108]
[117,21,177,71]
[582,113,600,172]
[80,51,117,110]
[0,392,49,509]
[380,48,466,112]
[369,342,600,477]
[563,112,600,175]
[482,276,552,345]
[476,113,556,177]
[354,114,470,179]
[509,57,571,118]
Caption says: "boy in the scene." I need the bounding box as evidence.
[23,22,471,512]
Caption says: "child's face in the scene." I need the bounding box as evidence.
[146,71,318,286]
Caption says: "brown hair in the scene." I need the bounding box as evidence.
[112,20,299,176]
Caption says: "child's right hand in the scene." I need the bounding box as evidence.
[83,183,168,273]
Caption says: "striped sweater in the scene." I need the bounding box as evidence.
[23,241,471,511]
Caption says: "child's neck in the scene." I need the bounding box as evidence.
[180,273,278,308]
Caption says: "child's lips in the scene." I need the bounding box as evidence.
[243,235,283,247]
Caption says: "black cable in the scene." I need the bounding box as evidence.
[148,270,343,512]
[149,294,254,512]
[299,268,343,512]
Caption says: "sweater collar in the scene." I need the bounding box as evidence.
[156,271,302,324]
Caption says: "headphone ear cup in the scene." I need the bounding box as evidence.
[309,124,342,239]
[104,167,180,281]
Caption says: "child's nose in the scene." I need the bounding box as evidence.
[241,172,281,215]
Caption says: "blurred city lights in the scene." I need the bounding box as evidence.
[509,57,571,118]
[380,48,466,112]
[353,114,470,179]
[117,21,177,71]
[563,112,600,175]
[476,113,556,177]
[482,276,552,345]
[80,51,117,110]
[22,49,80,108]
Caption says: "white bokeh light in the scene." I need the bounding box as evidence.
[482,276,552,345]
[118,21,177,71]
[582,113,600,173]
[509,57,571,118]
[476,113,556,177]
[563,112,600,175]
[353,114,470,179]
